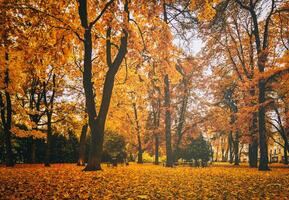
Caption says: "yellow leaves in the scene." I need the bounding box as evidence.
[11,127,46,139]
[189,1,197,11]
[197,0,216,21]
[0,164,288,199]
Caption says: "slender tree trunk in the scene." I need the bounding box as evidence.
[77,123,88,166]
[44,114,52,167]
[234,131,240,165]
[225,144,229,162]
[162,1,173,167]
[285,105,289,165]
[249,111,258,167]
[283,147,287,164]
[215,145,219,162]
[132,103,143,164]
[228,132,233,163]
[154,134,159,165]
[164,74,173,167]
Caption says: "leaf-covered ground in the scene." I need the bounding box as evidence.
[0,163,288,199]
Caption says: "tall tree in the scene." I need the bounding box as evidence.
[77,0,128,170]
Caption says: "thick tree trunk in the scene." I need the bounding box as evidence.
[174,90,188,162]
[249,139,258,167]
[154,134,159,165]
[30,138,36,164]
[164,74,173,167]
[4,127,14,167]
[248,85,258,167]
[77,123,88,166]
[233,131,240,165]
[137,150,143,164]
[85,122,103,171]
[4,92,14,167]
[0,50,14,167]
[248,6,270,171]
[81,25,101,170]
[78,0,128,171]
[258,80,269,170]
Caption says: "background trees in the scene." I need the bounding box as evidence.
[0,0,288,171]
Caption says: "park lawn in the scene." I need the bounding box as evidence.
[0,163,288,200]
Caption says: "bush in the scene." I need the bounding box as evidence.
[180,134,212,166]
[102,131,127,163]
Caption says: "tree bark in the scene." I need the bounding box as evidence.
[0,49,14,167]
[174,86,188,162]
[233,131,240,165]
[77,123,88,166]
[249,87,258,168]
[251,4,270,171]
[132,102,143,164]
[258,79,269,170]
[44,113,52,167]
[154,134,159,165]
[43,73,56,167]
[235,0,272,171]
[228,132,233,164]
[78,0,128,171]
[249,139,258,167]
[164,74,173,167]
[284,145,288,165]
[30,138,36,164]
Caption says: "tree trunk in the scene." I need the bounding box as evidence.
[30,138,36,164]
[132,103,143,164]
[248,85,258,167]
[77,123,88,166]
[249,139,258,167]
[4,127,14,167]
[249,111,258,167]
[228,132,233,163]
[248,6,270,171]
[154,134,159,165]
[44,114,52,167]
[164,74,173,167]
[174,90,188,162]
[258,80,269,170]
[85,122,103,171]
[284,145,288,165]
[0,49,14,167]
[78,0,128,171]
[215,145,219,162]
[234,131,240,165]
[81,24,101,170]
[285,104,289,165]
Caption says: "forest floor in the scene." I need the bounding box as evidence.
[0,163,288,200]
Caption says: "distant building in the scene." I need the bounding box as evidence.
[268,134,287,163]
